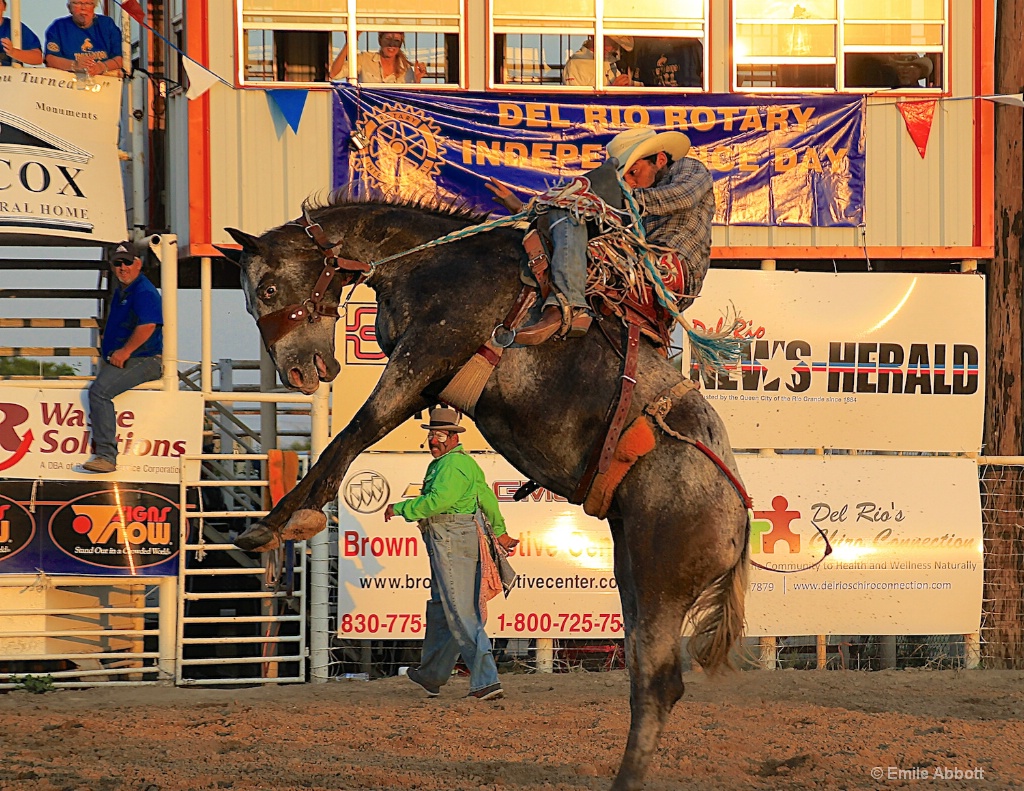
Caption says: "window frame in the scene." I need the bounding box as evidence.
[234,1,467,88]
[731,0,948,94]
[487,0,710,92]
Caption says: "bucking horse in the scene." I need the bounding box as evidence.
[220,193,749,791]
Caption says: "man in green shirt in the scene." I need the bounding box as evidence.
[385,407,516,700]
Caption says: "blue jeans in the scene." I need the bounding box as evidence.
[88,356,162,462]
[417,513,500,693]
[547,209,589,310]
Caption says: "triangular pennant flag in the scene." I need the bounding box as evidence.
[182,56,219,100]
[120,0,145,24]
[267,89,310,134]
[982,93,1024,107]
[896,100,936,159]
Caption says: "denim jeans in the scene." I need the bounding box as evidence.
[417,513,500,693]
[547,208,589,310]
[88,356,163,462]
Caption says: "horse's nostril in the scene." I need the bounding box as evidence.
[287,368,304,388]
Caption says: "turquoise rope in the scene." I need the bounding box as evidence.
[364,187,747,376]
[615,175,748,376]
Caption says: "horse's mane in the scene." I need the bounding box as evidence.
[302,187,488,225]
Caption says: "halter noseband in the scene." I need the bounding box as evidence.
[256,207,372,347]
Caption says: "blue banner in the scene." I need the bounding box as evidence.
[0,481,181,576]
[332,87,865,227]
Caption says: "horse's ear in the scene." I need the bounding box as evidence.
[225,227,262,255]
[214,244,244,267]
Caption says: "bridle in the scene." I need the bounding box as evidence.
[255,207,372,347]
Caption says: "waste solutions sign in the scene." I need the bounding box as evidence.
[0,387,204,484]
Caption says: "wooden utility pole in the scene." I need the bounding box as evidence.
[984,0,1024,667]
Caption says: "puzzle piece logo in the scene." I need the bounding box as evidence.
[750,495,801,554]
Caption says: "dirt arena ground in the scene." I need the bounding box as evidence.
[1,669,1022,791]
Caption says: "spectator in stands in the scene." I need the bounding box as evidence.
[0,0,43,66]
[328,31,426,83]
[563,35,636,87]
[634,37,703,88]
[79,241,163,474]
[44,0,123,77]
[846,53,934,89]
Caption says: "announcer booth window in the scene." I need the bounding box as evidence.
[488,0,707,91]
[237,0,464,87]
[732,0,945,93]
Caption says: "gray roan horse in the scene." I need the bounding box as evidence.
[221,194,749,791]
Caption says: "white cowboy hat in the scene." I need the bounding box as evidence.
[606,128,691,175]
[606,35,634,52]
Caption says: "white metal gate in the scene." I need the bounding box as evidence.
[176,453,307,685]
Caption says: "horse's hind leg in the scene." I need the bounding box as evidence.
[236,345,435,550]
[610,513,695,791]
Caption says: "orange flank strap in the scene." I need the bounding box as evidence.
[583,415,657,519]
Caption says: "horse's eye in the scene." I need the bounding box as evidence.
[262,285,277,300]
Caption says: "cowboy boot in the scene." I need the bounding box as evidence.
[514,305,562,346]
[516,305,592,346]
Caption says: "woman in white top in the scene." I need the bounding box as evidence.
[329,31,427,83]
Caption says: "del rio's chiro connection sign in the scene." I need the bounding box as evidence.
[333,87,864,226]
[336,454,982,639]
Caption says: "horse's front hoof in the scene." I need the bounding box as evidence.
[281,509,328,542]
[235,522,282,552]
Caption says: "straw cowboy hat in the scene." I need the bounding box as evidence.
[605,35,634,52]
[420,406,465,433]
[606,128,691,175]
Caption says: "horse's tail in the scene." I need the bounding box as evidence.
[686,526,750,675]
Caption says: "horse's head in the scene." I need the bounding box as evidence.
[219,222,347,394]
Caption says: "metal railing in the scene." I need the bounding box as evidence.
[176,453,307,686]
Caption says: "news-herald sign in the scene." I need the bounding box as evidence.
[688,270,985,453]
[336,272,983,453]
[0,387,204,483]
[336,452,982,638]
[0,480,181,576]
[0,66,127,242]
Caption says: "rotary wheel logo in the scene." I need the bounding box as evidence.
[343,471,390,514]
[353,102,446,192]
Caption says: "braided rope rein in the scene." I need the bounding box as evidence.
[361,179,748,375]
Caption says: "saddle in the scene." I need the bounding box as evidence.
[521,159,687,349]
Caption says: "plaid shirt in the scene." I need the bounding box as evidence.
[633,156,715,299]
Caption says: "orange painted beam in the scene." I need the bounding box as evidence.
[712,246,993,260]
[975,0,995,250]
[190,242,991,262]
[187,0,212,249]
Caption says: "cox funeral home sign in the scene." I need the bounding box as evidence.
[0,66,126,242]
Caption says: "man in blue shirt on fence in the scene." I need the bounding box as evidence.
[0,0,43,66]
[45,0,123,77]
[80,241,163,474]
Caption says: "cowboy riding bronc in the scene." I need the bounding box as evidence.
[486,126,715,347]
